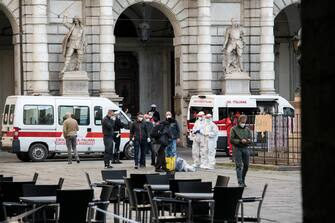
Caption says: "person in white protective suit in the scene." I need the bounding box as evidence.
[191,111,206,168]
[204,114,219,169]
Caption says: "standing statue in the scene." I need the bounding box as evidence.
[61,16,87,74]
[222,18,245,74]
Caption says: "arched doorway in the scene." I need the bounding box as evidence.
[114,3,175,117]
[274,3,301,101]
[0,10,14,117]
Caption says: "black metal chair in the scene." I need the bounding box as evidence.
[89,185,114,223]
[238,184,268,223]
[194,186,244,223]
[56,189,94,223]
[101,170,127,180]
[100,170,128,217]
[215,175,230,187]
[85,172,119,223]
[0,176,13,182]
[145,184,187,223]
[0,181,35,221]
[146,174,170,185]
[124,178,151,222]
[169,179,202,197]
[22,184,61,222]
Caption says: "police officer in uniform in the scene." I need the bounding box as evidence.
[112,111,123,164]
[102,109,115,168]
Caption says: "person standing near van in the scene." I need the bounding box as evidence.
[63,112,80,164]
[144,114,156,166]
[130,113,149,169]
[148,104,160,121]
[112,111,123,164]
[230,115,252,187]
[102,109,116,168]
[204,114,219,169]
[191,111,206,168]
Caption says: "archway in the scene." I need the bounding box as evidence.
[0,9,14,116]
[114,3,175,118]
[274,3,301,101]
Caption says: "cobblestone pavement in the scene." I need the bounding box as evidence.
[0,149,302,223]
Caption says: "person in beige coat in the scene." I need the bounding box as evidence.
[63,112,80,164]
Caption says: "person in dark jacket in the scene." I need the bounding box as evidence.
[102,109,115,168]
[148,104,160,121]
[164,111,180,157]
[111,111,124,164]
[144,114,156,166]
[230,115,252,187]
[152,119,169,172]
[130,112,149,169]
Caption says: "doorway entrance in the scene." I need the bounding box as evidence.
[0,10,14,118]
[114,3,175,118]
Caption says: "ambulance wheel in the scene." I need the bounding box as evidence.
[16,153,31,162]
[124,143,134,160]
[28,143,48,162]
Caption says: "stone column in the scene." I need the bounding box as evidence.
[99,0,122,103]
[259,0,276,94]
[31,0,49,95]
[197,0,212,94]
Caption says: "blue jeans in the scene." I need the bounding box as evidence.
[134,140,146,166]
[165,139,177,157]
[233,147,250,185]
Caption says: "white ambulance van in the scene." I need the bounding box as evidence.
[1,96,133,162]
[187,95,295,156]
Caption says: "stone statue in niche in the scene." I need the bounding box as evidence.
[222,18,245,74]
[61,16,87,74]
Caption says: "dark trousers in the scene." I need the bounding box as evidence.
[155,145,166,170]
[233,147,250,185]
[147,142,156,165]
[65,135,79,163]
[134,140,146,166]
[113,133,121,161]
[103,136,114,166]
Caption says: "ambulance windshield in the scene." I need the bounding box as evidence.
[189,106,213,122]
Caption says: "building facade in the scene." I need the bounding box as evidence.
[0,0,300,132]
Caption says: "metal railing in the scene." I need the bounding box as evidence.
[246,114,301,166]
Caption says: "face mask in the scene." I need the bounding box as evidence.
[138,117,143,121]
[198,117,204,121]
[239,123,246,128]
[145,118,150,122]
[111,116,116,120]
[205,118,211,123]
[166,115,172,119]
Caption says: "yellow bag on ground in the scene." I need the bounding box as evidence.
[165,156,176,172]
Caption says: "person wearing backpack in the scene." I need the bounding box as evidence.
[164,111,180,172]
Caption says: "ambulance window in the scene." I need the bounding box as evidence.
[94,106,102,125]
[75,106,89,125]
[189,106,213,122]
[59,106,90,125]
[59,106,73,124]
[218,108,228,120]
[9,105,15,125]
[3,105,9,125]
[23,105,54,125]
[118,112,130,129]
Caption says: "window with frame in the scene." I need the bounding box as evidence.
[59,106,90,125]
[23,105,54,125]
[118,111,130,129]
[94,106,103,125]
[3,104,9,125]
[9,105,15,125]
